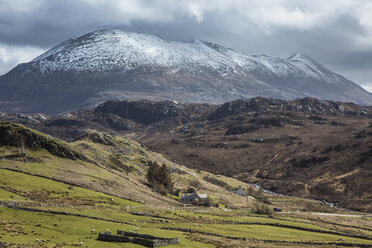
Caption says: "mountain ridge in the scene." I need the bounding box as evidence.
[0,29,371,114]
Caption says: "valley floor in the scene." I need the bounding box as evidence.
[1,166,372,247]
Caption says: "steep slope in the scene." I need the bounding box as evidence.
[0,29,371,114]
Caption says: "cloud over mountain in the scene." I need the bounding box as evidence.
[0,0,372,91]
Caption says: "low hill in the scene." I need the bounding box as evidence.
[0,122,250,207]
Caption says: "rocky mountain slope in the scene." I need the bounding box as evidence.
[1,97,371,211]
[0,29,371,114]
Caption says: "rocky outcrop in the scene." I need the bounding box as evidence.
[0,122,87,161]
[45,118,85,127]
[290,156,331,168]
[74,132,115,146]
[208,97,372,120]
[94,100,185,124]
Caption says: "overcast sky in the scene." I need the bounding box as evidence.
[1,0,372,92]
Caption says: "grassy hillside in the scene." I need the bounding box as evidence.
[0,122,372,247]
[4,97,370,211]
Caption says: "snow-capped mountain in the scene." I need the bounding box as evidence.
[0,29,371,114]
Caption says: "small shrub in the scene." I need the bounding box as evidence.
[247,186,271,204]
[253,200,272,215]
[247,185,255,196]
[194,197,212,207]
[189,179,203,189]
[108,155,131,173]
[304,201,336,213]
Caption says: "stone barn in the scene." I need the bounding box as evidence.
[180,192,209,205]
[235,186,246,196]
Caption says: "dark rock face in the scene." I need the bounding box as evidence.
[248,117,286,127]
[94,100,185,124]
[106,116,132,130]
[45,118,85,127]
[208,98,267,120]
[321,144,346,154]
[208,97,372,120]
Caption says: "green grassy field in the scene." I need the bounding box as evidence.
[1,167,371,248]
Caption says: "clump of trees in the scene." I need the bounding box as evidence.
[146,161,174,195]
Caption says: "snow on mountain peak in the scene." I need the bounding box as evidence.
[29,29,334,82]
[31,30,256,74]
[289,53,309,60]
[288,53,319,66]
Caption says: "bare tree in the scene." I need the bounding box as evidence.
[15,132,27,156]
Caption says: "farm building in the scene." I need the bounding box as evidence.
[235,186,246,196]
[180,192,209,205]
